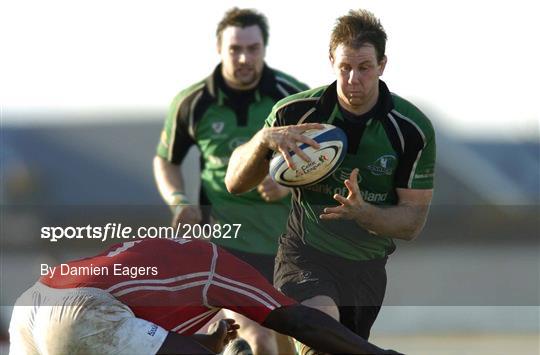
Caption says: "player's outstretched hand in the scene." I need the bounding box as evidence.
[261,123,324,169]
[172,205,202,228]
[207,318,240,353]
[320,168,366,221]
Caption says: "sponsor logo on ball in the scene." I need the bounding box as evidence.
[270,124,348,187]
[284,146,338,184]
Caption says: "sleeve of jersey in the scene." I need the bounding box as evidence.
[156,93,196,165]
[395,117,436,189]
[263,103,281,129]
[412,126,436,189]
[206,248,297,324]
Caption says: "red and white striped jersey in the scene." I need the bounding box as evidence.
[40,239,296,335]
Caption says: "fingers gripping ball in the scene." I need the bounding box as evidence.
[269,124,347,187]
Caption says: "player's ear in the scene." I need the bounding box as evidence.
[216,35,223,55]
[329,53,336,71]
[378,55,387,76]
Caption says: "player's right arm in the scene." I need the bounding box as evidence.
[153,156,201,226]
[225,123,323,194]
[263,305,401,354]
[227,97,324,194]
[154,86,204,226]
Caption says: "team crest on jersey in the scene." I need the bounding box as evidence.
[367,155,397,176]
[212,122,225,134]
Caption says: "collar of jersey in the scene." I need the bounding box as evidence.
[314,80,395,123]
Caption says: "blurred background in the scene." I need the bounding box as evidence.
[1,0,539,354]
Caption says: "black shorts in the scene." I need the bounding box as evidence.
[223,247,276,283]
[274,235,387,339]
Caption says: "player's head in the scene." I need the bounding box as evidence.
[329,10,388,114]
[217,8,268,90]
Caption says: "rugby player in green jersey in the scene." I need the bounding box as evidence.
[153,7,308,354]
[226,9,435,355]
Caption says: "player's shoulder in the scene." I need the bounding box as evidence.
[171,79,207,107]
[270,68,310,93]
[266,85,327,127]
[274,85,327,113]
[390,92,435,140]
[166,79,209,123]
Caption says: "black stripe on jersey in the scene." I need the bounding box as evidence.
[275,76,304,96]
[221,90,254,127]
[288,188,306,243]
[379,114,405,157]
[259,66,289,103]
[274,98,319,127]
[170,86,214,165]
[340,119,367,155]
[388,110,426,188]
[192,90,215,133]
[261,66,307,103]
[169,87,200,164]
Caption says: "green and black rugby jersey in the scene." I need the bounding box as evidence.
[264,80,436,260]
[157,64,308,255]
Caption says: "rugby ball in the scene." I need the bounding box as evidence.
[269,124,347,187]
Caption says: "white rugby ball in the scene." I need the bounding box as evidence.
[269,124,348,187]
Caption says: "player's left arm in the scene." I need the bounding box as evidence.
[320,169,432,240]
[321,109,436,240]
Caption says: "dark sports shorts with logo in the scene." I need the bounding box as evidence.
[274,234,387,339]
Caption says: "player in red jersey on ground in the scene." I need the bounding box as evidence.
[10,238,401,354]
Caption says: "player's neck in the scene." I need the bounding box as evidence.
[222,71,261,91]
[225,80,259,91]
